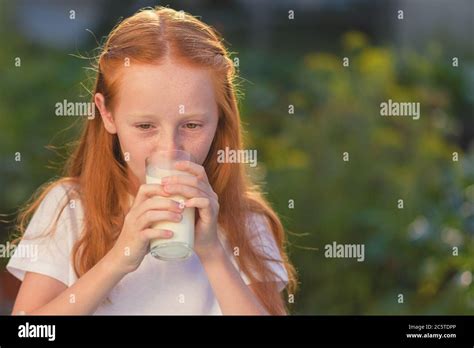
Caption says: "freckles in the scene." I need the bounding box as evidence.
[119,139,149,167]
[188,133,215,164]
[125,152,147,183]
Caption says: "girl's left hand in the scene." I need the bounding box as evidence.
[160,160,220,258]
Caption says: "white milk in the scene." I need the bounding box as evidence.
[146,168,195,260]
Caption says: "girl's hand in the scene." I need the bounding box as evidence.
[160,160,220,258]
[108,184,185,274]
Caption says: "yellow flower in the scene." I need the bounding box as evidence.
[342,31,369,51]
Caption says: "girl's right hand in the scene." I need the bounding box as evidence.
[108,184,184,274]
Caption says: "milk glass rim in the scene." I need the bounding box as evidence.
[145,149,196,169]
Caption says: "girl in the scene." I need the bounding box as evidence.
[7,6,297,315]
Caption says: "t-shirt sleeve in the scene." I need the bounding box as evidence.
[6,183,80,287]
[224,212,290,292]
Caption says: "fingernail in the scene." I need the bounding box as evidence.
[164,230,173,237]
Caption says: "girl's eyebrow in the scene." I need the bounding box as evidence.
[130,114,156,120]
[180,113,208,120]
[130,112,208,121]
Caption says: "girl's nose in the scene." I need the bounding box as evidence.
[151,129,183,153]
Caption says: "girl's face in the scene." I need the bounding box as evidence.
[95,61,219,192]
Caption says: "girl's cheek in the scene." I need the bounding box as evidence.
[123,145,149,178]
[129,159,146,184]
[191,133,215,164]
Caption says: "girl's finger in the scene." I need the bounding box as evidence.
[134,196,183,220]
[161,174,213,198]
[174,161,209,183]
[184,197,217,212]
[131,184,170,210]
[139,228,174,242]
[136,210,182,231]
[184,197,218,222]
[162,183,204,199]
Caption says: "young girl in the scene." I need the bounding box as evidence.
[7,6,297,315]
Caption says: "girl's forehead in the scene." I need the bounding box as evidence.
[119,62,214,90]
[114,62,218,114]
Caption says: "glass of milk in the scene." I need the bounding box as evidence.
[145,150,195,261]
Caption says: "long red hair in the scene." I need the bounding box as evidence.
[14,6,297,315]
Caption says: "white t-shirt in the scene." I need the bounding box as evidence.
[7,182,289,315]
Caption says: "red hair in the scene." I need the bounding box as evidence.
[14,6,298,315]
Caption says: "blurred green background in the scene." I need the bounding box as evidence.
[0,0,473,314]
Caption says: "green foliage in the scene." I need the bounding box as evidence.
[241,31,474,314]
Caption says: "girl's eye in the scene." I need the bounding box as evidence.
[136,124,154,130]
[184,123,201,129]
